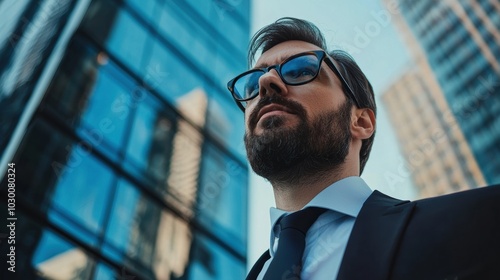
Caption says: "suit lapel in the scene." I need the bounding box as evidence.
[337,190,415,280]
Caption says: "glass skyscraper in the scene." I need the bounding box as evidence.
[382,65,486,197]
[394,0,500,185]
[0,0,250,279]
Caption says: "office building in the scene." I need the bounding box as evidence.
[392,0,500,185]
[0,0,250,279]
[382,65,486,197]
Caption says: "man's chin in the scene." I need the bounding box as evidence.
[254,115,300,133]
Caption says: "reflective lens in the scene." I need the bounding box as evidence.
[228,51,324,102]
[234,70,262,100]
[281,54,320,84]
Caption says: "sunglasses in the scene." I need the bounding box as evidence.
[227,50,360,111]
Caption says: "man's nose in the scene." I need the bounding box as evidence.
[258,69,288,98]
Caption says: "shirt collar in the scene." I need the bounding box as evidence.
[268,176,373,252]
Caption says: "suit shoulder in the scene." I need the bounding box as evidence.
[415,184,500,207]
[408,184,500,226]
[391,185,500,279]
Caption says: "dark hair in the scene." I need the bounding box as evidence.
[248,17,377,174]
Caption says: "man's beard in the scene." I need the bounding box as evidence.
[244,95,352,185]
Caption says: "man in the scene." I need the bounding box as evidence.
[227,17,500,280]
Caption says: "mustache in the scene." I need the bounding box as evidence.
[248,94,307,130]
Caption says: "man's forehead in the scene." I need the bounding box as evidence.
[253,40,323,68]
[253,53,292,68]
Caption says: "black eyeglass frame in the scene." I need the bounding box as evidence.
[227,50,362,111]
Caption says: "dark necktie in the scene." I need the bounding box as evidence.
[263,207,327,280]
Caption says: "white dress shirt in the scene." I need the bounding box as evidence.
[257,176,373,280]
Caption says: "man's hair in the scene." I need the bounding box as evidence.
[248,17,377,174]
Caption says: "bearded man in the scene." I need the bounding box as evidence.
[227,17,500,280]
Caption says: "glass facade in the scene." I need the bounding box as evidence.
[398,0,500,184]
[0,0,250,279]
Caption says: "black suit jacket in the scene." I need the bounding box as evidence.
[247,185,500,280]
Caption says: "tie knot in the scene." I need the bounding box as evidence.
[279,207,327,235]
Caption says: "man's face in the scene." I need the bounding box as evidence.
[244,41,353,183]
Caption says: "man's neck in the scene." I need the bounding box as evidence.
[271,168,354,211]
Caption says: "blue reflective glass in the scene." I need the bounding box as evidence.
[93,264,116,280]
[156,2,246,89]
[106,9,150,75]
[188,233,246,280]
[197,140,248,254]
[103,180,140,257]
[32,230,93,278]
[206,88,247,160]
[212,50,245,91]
[41,37,137,161]
[93,263,140,280]
[125,0,160,22]
[48,144,115,239]
[125,98,157,166]
[78,65,131,152]
[145,39,205,102]
[157,4,207,59]
[123,94,176,185]
[182,0,250,52]
[102,179,193,279]
[5,119,113,247]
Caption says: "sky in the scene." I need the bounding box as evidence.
[247,0,419,266]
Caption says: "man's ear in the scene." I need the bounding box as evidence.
[351,108,375,140]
